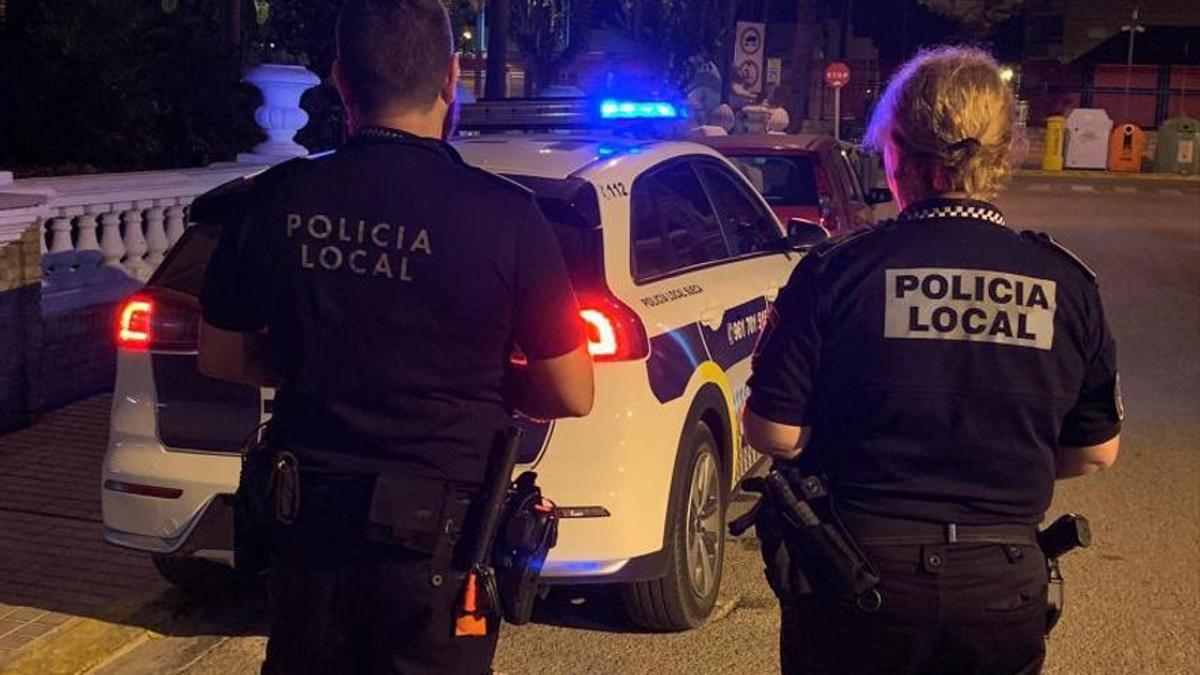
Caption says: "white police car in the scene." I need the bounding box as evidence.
[101,99,825,630]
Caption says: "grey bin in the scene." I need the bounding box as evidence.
[1153,116,1200,176]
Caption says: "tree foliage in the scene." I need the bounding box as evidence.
[0,0,259,175]
[509,0,593,95]
[0,0,480,174]
[598,0,733,89]
[917,0,1028,40]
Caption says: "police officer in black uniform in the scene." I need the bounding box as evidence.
[744,47,1122,674]
[196,1,594,672]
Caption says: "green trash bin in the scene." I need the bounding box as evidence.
[1154,116,1200,175]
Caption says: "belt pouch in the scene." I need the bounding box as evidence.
[365,473,452,557]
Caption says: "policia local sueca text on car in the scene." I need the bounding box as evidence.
[195,1,594,672]
[741,47,1121,674]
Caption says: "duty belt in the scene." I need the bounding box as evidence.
[838,512,1039,547]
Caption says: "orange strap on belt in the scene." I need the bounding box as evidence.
[455,571,488,637]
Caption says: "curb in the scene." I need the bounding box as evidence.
[1,618,151,675]
[1014,168,1200,183]
[0,595,164,675]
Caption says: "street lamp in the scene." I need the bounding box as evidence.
[999,67,1015,84]
[1120,7,1146,120]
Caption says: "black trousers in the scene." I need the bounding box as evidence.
[779,541,1048,675]
[261,548,499,675]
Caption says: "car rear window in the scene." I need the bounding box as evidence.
[505,175,604,287]
[726,154,820,207]
[149,223,220,295]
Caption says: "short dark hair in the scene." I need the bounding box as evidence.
[335,0,453,115]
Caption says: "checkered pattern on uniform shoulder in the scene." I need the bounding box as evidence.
[900,203,1007,227]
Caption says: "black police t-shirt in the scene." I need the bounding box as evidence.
[200,130,585,481]
[747,199,1121,525]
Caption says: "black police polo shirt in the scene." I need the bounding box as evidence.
[199,128,585,481]
[747,198,1122,525]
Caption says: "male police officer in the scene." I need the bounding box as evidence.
[196,1,594,672]
[744,47,1120,673]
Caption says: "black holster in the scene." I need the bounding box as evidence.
[492,471,558,625]
[1039,513,1090,636]
[1046,557,1065,635]
[233,440,278,575]
[734,469,881,608]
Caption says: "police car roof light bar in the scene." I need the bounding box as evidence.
[458,98,594,132]
[599,99,679,120]
[457,97,684,133]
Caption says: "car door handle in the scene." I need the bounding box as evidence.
[700,308,723,331]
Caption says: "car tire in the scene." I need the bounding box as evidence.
[152,555,240,596]
[622,420,726,631]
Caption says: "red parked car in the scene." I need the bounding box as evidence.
[695,133,892,233]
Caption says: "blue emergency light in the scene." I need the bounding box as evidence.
[457,97,686,132]
[599,99,680,120]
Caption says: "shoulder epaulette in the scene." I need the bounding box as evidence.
[1020,230,1098,283]
[188,175,255,225]
[812,221,889,259]
[462,164,535,198]
[189,157,313,225]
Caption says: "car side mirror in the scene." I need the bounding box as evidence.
[866,187,893,205]
[786,218,830,248]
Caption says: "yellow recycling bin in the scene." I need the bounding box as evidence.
[1042,115,1065,171]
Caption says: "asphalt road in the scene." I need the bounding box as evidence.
[90,177,1200,675]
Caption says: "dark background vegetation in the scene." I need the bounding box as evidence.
[0,0,1009,177]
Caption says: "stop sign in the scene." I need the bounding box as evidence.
[825,61,851,88]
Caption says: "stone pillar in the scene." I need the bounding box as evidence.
[144,202,170,268]
[237,64,321,165]
[99,208,125,269]
[0,192,48,431]
[165,204,187,247]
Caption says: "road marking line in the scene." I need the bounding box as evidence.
[1070,185,1097,192]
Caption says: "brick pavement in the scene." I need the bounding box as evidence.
[0,394,167,667]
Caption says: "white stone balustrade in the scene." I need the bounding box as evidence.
[0,163,267,312]
[0,62,321,313]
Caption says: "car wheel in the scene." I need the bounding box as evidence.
[152,555,240,596]
[622,420,726,631]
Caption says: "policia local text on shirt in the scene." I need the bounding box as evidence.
[743,47,1121,675]
[195,1,593,673]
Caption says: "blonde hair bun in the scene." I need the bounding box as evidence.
[866,46,1016,199]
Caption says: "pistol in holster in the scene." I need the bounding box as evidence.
[730,466,881,610]
[455,427,560,637]
[1038,513,1091,636]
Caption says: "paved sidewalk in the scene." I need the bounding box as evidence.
[0,394,168,669]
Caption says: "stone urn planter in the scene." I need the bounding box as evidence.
[237,63,321,165]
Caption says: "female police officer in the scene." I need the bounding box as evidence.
[744,47,1122,674]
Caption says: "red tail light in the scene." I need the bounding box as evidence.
[115,289,200,352]
[577,293,649,362]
